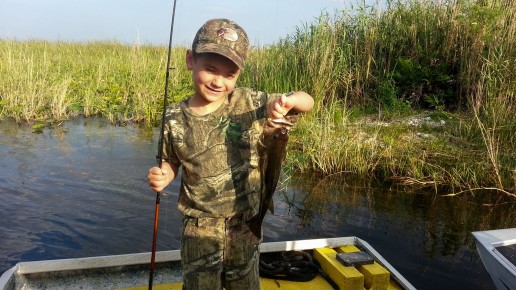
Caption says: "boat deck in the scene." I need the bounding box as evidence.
[1,237,415,290]
[123,246,405,290]
[472,228,516,290]
[495,244,516,266]
[124,275,403,290]
[6,262,182,290]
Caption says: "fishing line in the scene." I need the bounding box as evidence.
[149,0,178,289]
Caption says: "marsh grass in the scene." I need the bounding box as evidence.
[0,0,514,192]
[0,40,191,125]
[250,0,514,193]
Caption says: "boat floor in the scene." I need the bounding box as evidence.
[9,258,404,290]
[123,275,334,290]
[3,237,414,290]
[9,262,183,290]
[122,275,403,290]
[13,269,404,290]
[496,244,516,266]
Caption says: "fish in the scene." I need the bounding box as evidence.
[247,115,297,239]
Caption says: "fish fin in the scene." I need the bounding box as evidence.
[268,199,274,214]
[246,215,262,239]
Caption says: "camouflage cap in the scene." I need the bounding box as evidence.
[192,18,249,69]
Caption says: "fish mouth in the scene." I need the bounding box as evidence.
[267,118,293,130]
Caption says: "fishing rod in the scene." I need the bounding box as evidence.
[149,0,178,289]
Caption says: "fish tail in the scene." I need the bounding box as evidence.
[268,200,275,214]
[246,214,262,239]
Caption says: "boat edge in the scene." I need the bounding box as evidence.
[0,266,15,290]
[356,238,417,290]
[0,236,416,290]
[472,228,516,290]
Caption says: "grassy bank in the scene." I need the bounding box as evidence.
[0,41,192,123]
[242,0,515,194]
[0,0,514,194]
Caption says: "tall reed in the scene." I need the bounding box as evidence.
[242,0,514,191]
[0,40,191,124]
[0,0,514,191]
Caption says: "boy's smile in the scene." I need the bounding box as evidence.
[186,51,241,115]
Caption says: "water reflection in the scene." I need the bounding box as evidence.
[0,118,514,290]
[265,174,515,289]
[0,117,183,276]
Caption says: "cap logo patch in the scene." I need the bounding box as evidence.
[217,28,238,42]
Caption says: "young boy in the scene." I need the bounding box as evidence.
[147,18,314,290]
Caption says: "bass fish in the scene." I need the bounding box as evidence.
[248,115,297,239]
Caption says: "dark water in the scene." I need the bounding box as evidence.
[1,117,514,289]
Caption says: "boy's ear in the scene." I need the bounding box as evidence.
[186,50,194,70]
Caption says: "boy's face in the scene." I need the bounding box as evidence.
[186,50,241,106]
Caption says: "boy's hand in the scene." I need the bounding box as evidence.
[148,166,169,192]
[268,94,294,120]
[268,91,314,119]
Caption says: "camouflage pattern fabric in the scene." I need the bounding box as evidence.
[162,87,284,289]
[180,211,260,290]
[162,87,281,219]
[192,18,249,69]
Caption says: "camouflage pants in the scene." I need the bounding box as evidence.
[181,211,261,290]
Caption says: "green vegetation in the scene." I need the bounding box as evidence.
[242,0,515,195]
[0,0,514,194]
[0,41,191,124]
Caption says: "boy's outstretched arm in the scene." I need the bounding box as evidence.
[148,161,179,192]
[268,91,314,119]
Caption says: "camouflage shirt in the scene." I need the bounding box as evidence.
[162,87,280,218]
